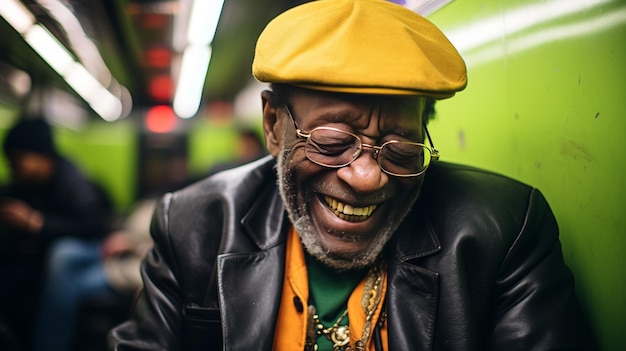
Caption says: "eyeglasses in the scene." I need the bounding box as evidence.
[284,105,439,177]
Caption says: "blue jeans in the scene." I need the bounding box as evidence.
[33,237,115,351]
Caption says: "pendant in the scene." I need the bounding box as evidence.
[331,325,350,348]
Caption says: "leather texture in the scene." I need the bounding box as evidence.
[109,156,594,350]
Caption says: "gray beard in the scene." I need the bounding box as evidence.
[275,149,420,270]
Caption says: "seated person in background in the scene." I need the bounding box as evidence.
[32,198,156,351]
[0,116,113,348]
[109,1,595,350]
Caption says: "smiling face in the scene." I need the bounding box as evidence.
[263,87,426,270]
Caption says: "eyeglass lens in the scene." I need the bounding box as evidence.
[304,128,431,176]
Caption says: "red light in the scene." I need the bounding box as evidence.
[146,105,177,133]
[140,14,169,29]
[144,47,171,68]
[148,75,173,101]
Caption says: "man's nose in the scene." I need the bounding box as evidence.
[336,150,389,193]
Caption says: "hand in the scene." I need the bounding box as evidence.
[0,198,43,233]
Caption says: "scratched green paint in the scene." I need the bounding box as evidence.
[428,0,626,349]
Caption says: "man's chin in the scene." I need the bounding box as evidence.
[307,250,375,271]
[322,252,379,271]
[302,232,384,270]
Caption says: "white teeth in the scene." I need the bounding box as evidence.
[344,204,354,215]
[324,196,377,222]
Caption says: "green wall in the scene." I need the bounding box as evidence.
[188,119,252,177]
[55,119,138,212]
[429,0,626,349]
[0,106,20,185]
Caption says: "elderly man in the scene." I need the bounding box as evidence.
[109,1,594,350]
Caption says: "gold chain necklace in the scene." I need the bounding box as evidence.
[305,306,350,351]
[304,260,385,351]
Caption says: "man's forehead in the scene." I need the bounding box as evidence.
[290,95,423,137]
[289,88,424,123]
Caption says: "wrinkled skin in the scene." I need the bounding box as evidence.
[262,87,427,270]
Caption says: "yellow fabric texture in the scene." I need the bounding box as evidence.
[253,0,467,98]
[273,227,388,350]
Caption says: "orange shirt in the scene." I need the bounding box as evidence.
[273,227,388,350]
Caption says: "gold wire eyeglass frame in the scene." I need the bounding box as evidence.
[284,105,440,177]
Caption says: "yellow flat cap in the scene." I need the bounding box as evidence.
[252,0,467,98]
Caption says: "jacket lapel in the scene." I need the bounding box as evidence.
[217,181,288,350]
[217,246,285,351]
[387,259,440,351]
[386,207,441,351]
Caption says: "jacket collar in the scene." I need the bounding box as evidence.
[390,205,441,261]
[241,175,289,250]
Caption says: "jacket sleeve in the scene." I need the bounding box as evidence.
[488,189,596,350]
[107,193,187,350]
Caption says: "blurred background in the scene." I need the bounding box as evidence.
[0,0,624,350]
[0,0,310,208]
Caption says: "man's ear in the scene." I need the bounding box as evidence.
[261,90,282,158]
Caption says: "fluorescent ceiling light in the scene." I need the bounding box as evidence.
[173,46,212,119]
[172,0,192,51]
[172,0,225,119]
[64,63,101,97]
[23,25,123,121]
[0,0,35,33]
[187,0,225,46]
[1,0,127,121]
[86,85,124,122]
[24,25,75,74]
[63,63,122,121]
[36,0,113,86]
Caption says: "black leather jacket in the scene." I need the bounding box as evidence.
[109,156,594,350]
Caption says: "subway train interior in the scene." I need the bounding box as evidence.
[0,0,624,350]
